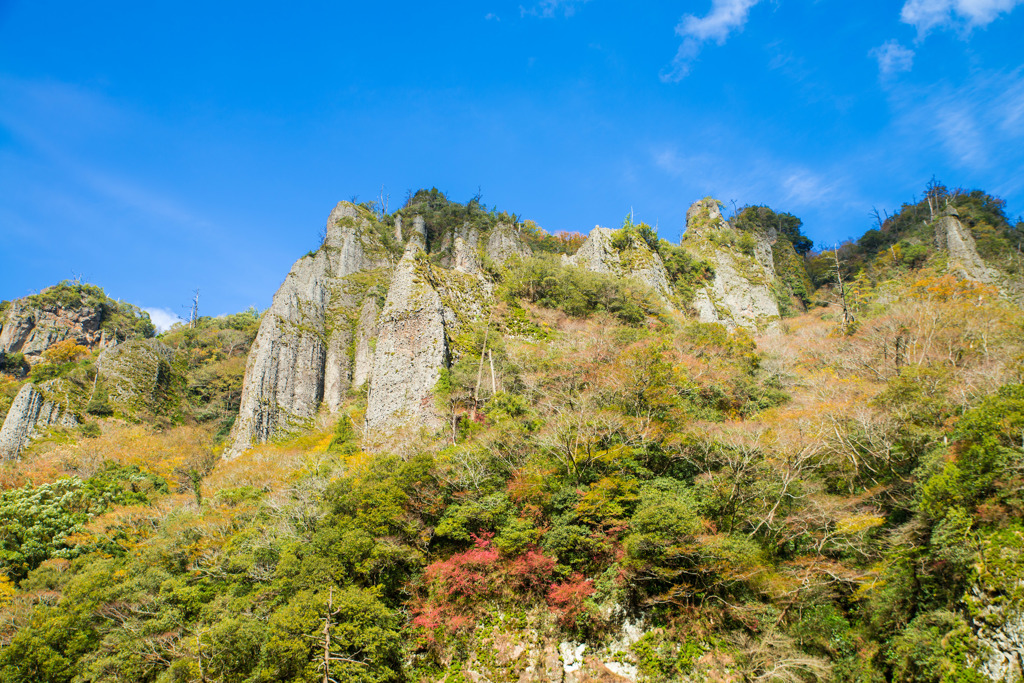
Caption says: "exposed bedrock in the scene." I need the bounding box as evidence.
[681,198,781,331]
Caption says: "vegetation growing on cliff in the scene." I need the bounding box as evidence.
[1,185,1023,682]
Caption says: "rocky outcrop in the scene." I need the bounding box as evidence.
[453,226,482,274]
[228,202,394,455]
[0,381,79,460]
[365,217,494,432]
[486,222,532,265]
[95,339,178,416]
[351,298,379,389]
[365,244,449,432]
[681,198,780,331]
[562,226,674,301]
[0,300,107,361]
[934,206,1000,284]
[974,608,1024,682]
[430,608,647,682]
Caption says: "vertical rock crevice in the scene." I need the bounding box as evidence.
[227,202,392,456]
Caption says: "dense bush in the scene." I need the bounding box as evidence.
[500,255,661,325]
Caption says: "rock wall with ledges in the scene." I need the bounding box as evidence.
[0,301,108,360]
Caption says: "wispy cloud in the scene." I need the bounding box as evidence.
[0,77,217,239]
[887,67,1024,174]
[871,40,915,76]
[782,170,842,206]
[520,0,590,18]
[661,0,762,82]
[144,307,182,333]
[900,0,1024,35]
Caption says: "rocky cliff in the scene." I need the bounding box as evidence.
[227,202,395,455]
[365,242,450,432]
[0,380,79,460]
[681,198,781,331]
[562,226,674,301]
[365,219,493,433]
[0,283,154,363]
[351,298,380,390]
[0,301,106,360]
[487,221,533,265]
[0,338,182,460]
[934,206,1001,284]
[228,196,532,453]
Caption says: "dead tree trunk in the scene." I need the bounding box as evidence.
[833,245,851,334]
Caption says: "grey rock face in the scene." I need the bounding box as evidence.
[365,244,449,432]
[486,222,532,265]
[410,215,427,250]
[971,583,1024,681]
[95,339,178,415]
[322,326,351,415]
[0,300,107,360]
[365,222,495,433]
[682,198,780,331]
[352,298,380,389]
[228,202,393,456]
[0,381,78,461]
[563,226,674,301]
[934,207,999,284]
[453,225,482,274]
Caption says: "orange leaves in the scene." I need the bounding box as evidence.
[908,273,998,303]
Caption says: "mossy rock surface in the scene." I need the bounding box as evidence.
[95,339,184,419]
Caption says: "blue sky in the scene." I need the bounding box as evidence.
[2,0,1022,328]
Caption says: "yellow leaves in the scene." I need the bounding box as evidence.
[0,574,15,607]
[836,513,885,536]
[42,338,89,365]
[312,433,334,452]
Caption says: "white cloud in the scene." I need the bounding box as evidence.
[900,0,1024,34]
[871,40,915,76]
[520,0,590,18]
[144,307,182,333]
[662,0,762,82]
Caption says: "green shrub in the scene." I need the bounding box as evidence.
[501,256,660,325]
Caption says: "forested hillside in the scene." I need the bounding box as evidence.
[1,186,1023,683]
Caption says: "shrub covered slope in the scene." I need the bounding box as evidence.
[1,186,1023,683]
